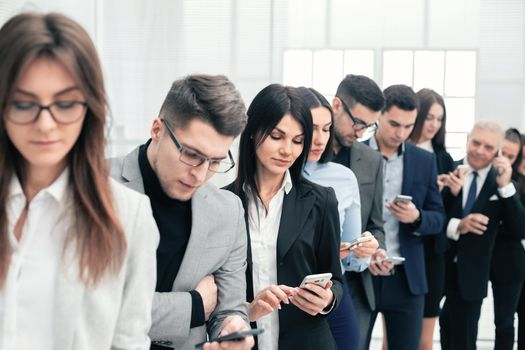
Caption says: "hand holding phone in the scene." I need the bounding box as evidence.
[299,273,332,289]
[382,256,405,264]
[195,329,264,348]
[340,235,375,250]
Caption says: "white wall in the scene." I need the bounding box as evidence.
[0,0,524,183]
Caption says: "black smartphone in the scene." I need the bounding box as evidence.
[194,328,264,348]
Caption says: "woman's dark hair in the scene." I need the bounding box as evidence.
[233,84,313,203]
[296,87,334,163]
[408,88,447,150]
[0,13,126,286]
[504,128,524,181]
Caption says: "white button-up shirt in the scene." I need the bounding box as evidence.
[0,170,70,350]
[246,171,292,350]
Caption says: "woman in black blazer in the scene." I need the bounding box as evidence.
[228,84,343,350]
[408,88,454,350]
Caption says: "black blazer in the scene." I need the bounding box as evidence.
[443,161,525,301]
[425,147,455,255]
[490,180,525,285]
[226,178,343,350]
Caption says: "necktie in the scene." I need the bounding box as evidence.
[462,171,478,217]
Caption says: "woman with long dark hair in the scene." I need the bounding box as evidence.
[408,88,454,350]
[0,13,158,349]
[297,87,378,350]
[228,84,343,350]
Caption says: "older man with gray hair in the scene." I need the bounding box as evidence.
[439,120,525,350]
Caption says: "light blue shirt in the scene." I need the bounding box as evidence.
[303,161,369,272]
[369,136,404,258]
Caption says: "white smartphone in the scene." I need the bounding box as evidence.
[299,273,332,288]
[455,164,470,176]
[340,235,375,250]
[383,256,405,264]
[394,194,413,204]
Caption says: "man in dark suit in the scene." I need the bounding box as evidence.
[439,121,525,350]
[365,85,445,350]
[331,74,387,350]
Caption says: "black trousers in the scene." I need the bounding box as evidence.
[365,267,424,350]
[492,281,523,350]
[440,265,483,350]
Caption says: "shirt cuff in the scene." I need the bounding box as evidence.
[319,294,337,315]
[189,290,205,328]
[343,254,370,272]
[498,182,516,198]
[446,218,461,241]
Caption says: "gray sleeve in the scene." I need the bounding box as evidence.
[367,155,386,249]
[149,291,194,346]
[206,197,249,338]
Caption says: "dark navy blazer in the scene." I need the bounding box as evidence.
[366,141,446,296]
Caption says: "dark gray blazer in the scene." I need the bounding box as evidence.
[333,141,385,310]
[110,146,249,350]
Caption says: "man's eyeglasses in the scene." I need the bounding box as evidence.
[6,100,87,125]
[161,118,235,173]
[337,97,378,133]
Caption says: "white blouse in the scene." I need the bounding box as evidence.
[0,169,70,350]
[246,171,292,350]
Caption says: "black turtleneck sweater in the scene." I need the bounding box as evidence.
[138,141,205,333]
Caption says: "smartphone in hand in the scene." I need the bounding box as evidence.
[383,256,405,264]
[393,194,413,204]
[299,273,332,288]
[340,235,374,250]
[195,329,264,348]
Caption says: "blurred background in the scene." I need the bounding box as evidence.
[1,1,523,347]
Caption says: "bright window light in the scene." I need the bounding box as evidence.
[283,50,313,87]
[382,50,413,88]
[313,50,343,95]
[344,50,374,78]
[414,51,445,94]
[445,97,475,133]
[445,51,476,97]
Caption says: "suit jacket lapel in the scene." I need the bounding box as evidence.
[173,184,212,290]
[276,185,316,261]
[401,145,414,194]
[121,146,145,193]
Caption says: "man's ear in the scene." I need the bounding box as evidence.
[332,97,342,114]
[151,118,163,141]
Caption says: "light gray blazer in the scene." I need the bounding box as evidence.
[55,179,159,349]
[110,147,249,350]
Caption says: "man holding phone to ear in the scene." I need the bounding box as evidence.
[439,121,525,350]
[363,85,445,350]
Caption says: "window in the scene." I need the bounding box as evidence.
[283,48,477,159]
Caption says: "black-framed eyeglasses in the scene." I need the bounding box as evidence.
[6,100,87,125]
[337,97,378,133]
[161,118,235,173]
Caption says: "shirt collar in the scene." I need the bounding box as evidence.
[303,161,322,176]
[369,134,405,157]
[418,139,433,152]
[463,158,492,182]
[243,169,293,195]
[8,168,70,204]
